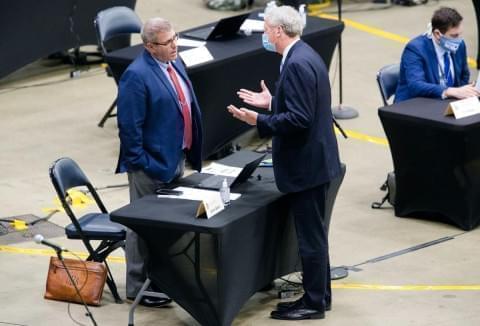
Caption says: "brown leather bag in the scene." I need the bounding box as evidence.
[44,256,107,306]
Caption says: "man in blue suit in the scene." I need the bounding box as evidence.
[228,5,341,321]
[116,17,203,306]
[395,7,479,102]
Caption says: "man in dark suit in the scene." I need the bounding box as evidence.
[395,7,479,102]
[116,17,203,306]
[228,5,341,321]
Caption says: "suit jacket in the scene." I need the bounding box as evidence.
[395,34,470,102]
[257,40,341,193]
[116,50,203,182]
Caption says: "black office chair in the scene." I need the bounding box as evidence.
[49,157,126,303]
[376,63,400,106]
[94,6,142,127]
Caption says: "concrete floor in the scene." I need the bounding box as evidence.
[1,0,480,325]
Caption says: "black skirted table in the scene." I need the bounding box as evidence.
[110,151,299,326]
[105,13,343,158]
[379,97,480,230]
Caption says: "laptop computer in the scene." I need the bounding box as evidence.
[182,13,250,41]
[197,154,266,190]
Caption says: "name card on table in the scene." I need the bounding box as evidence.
[179,46,213,68]
[157,186,226,219]
[196,195,224,219]
[444,96,480,119]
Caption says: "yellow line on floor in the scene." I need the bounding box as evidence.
[3,246,480,290]
[333,283,480,291]
[335,127,389,146]
[0,245,125,263]
[311,12,477,69]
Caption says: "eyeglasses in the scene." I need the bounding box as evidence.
[150,33,179,47]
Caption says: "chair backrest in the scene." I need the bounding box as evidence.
[325,163,346,234]
[49,157,108,216]
[94,6,142,55]
[376,63,400,106]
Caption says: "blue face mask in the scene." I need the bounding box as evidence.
[262,33,276,52]
[439,34,463,53]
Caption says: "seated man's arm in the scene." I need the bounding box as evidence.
[403,46,445,99]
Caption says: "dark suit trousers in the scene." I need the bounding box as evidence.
[289,183,331,311]
[125,155,185,297]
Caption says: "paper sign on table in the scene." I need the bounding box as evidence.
[444,96,480,119]
[179,46,213,67]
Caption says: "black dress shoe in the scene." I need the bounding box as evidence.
[271,302,325,320]
[277,298,331,312]
[127,295,172,308]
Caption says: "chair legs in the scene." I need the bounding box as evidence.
[98,97,117,127]
[104,261,123,304]
[85,239,125,304]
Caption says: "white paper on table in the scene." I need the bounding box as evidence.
[156,186,241,218]
[177,38,206,48]
[240,19,264,32]
[201,162,242,178]
[156,186,241,201]
[179,46,213,67]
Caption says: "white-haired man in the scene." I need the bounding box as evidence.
[228,5,341,321]
[116,17,203,307]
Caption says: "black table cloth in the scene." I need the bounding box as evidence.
[105,13,343,158]
[111,151,299,326]
[379,97,480,230]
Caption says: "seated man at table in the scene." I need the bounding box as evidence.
[395,7,479,103]
[116,17,203,306]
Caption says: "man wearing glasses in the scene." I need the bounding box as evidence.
[116,17,203,307]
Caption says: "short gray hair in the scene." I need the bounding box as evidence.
[265,5,303,37]
[141,18,173,43]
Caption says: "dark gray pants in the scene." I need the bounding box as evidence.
[126,158,184,297]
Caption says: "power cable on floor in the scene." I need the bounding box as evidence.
[345,231,468,271]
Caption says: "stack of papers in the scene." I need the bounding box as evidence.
[201,162,242,177]
[240,19,265,33]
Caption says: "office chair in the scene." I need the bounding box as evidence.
[94,6,142,127]
[376,63,400,106]
[49,157,126,303]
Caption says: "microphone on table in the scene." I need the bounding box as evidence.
[34,234,67,253]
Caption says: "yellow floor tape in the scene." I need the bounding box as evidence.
[335,128,389,146]
[0,245,125,263]
[1,245,480,291]
[309,11,477,69]
[333,283,480,291]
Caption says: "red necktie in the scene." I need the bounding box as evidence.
[167,64,192,149]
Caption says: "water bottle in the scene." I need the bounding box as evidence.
[299,4,307,28]
[220,178,230,206]
[265,1,277,13]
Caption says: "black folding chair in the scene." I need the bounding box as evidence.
[376,63,400,106]
[94,6,142,127]
[49,157,126,303]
